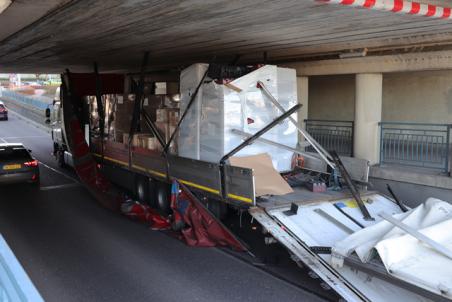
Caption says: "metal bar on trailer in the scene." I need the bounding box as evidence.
[379,211,452,260]
[128,51,149,146]
[93,62,105,163]
[163,61,213,154]
[230,129,320,161]
[386,184,408,213]
[331,150,373,221]
[141,109,166,149]
[256,80,336,170]
[219,104,301,198]
[221,104,301,163]
[249,207,370,302]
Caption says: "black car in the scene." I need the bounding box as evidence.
[0,101,7,120]
[0,144,39,186]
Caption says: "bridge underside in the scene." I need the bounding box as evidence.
[1,0,452,72]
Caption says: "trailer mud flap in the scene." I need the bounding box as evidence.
[249,207,369,302]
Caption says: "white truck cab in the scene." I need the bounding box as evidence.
[49,86,73,167]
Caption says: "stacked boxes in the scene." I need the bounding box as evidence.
[177,64,298,172]
[113,85,180,153]
[155,108,179,153]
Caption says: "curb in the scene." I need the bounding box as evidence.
[7,109,51,134]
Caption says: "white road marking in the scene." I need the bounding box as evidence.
[39,162,81,184]
[40,183,81,191]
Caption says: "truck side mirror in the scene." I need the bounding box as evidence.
[45,108,51,118]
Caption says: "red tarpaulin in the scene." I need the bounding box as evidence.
[171,181,247,251]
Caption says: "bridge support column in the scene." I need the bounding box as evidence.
[354,73,382,165]
[297,76,309,144]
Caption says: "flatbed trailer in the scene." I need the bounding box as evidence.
[51,65,451,302]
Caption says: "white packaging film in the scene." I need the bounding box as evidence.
[178,64,298,172]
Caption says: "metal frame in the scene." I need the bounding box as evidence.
[304,119,354,157]
[219,103,301,199]
[249,207,370,302]
[257,80,336,169]
[379,121,452,173]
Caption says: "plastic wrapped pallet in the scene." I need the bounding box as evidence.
[178,64,298,171]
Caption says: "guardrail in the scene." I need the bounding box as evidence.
[304,119,354,156]
[379,122,452,173]
[0,89,50,110]
[0,235,44,302]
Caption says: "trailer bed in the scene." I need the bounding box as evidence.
[251,190,449,302]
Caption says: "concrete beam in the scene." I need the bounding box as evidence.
[286,50,452,76]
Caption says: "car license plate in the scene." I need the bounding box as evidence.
[3,164,21,170]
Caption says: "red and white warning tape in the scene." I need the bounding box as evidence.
[321,0,452,19]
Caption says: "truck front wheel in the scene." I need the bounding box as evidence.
[56,150,65,167]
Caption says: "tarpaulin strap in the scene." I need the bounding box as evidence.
[171,180,247,251]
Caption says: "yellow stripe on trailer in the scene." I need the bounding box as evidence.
[94,153,253,204]
[93,153,128,166]
[227,193,253,204]
[178,179,220,195]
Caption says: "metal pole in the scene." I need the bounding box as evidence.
[141,109,166,149]
[257,80,335,170]
[331,150,374,221]
[230,129,319,161]
[379,211,452,261]
[220,104,302,198]
[163,64,210,154]
[379,122,383,165]
[221,104,301,163]
[93,62,104,163]
[446,125,451,175]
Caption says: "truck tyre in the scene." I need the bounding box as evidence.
[147,178,157,208]
[156,182,171,216]
[135,175,149,204]
[56,150,65,168]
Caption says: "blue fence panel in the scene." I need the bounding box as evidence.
[304,119,354,157]
[379,122,451,173]
[1,90,50,110]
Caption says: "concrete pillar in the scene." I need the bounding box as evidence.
[354,73,382,165]
[297,76,309,144]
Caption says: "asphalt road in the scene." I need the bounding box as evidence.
[0,112,327,302]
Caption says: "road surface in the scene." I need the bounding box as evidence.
[0,111,328,302]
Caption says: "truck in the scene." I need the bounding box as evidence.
[49,62,451,302]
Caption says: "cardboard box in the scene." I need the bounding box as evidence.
[156,109,168,123]
[156,108,180,124]
[155,121,177,153]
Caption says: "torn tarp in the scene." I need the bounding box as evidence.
[332,198,452,299]
[121,198,170,230]
[171,181,246,251]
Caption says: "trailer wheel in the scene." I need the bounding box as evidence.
[156,182,171,215]
[147,178,157,208]
[135,175,149,204]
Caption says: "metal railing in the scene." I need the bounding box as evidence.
[304,119,354,156]
[0,89,50,110]
[379,122,452,173]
